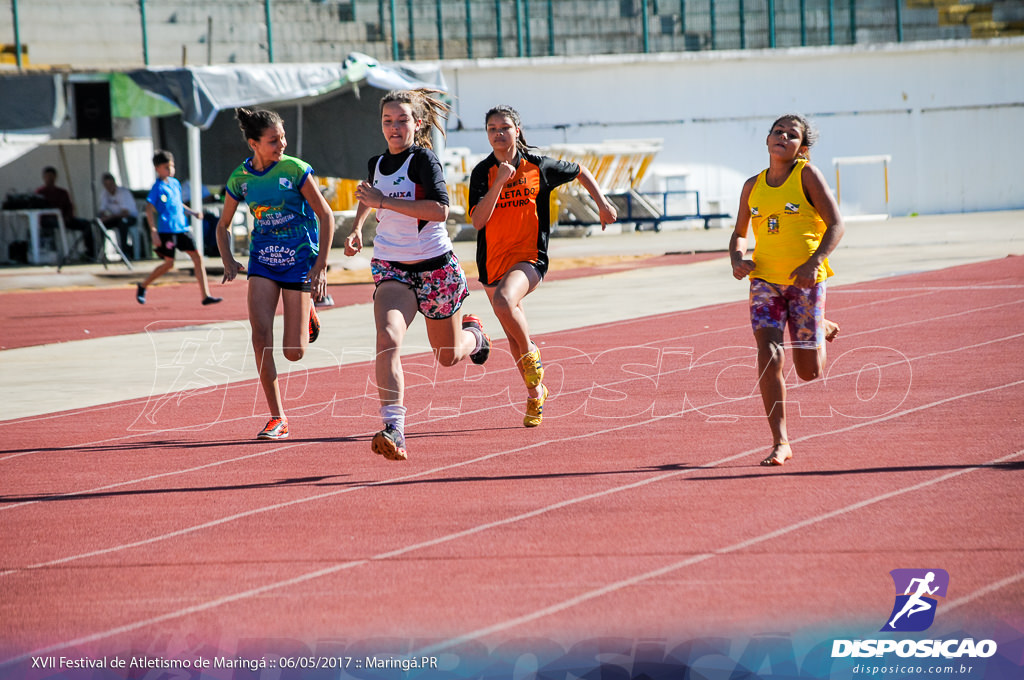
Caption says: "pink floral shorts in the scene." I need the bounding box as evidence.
[371,251,469,320]
[749,277,827,348]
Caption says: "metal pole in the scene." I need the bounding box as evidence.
[641,0,650,53]
[739,0,745,49]
[768,0,776,47]
[12,0,22,69]
[187,124,204,258]
[390,0,399,59]
[895,0,903,42]
[828,0,835,45]
[407,0,415,59]
[264,0,274,63]
[680,0,686,35]
[799,0,806,46]
[436,0,444,59]
[495,0,503,58]
[465,0,473,58]
[524,0,531,56]
[514,0,523,57]
[547,0,554,56]
[850,0,857,43]
[709,0,716,50]
[139,0,149,66]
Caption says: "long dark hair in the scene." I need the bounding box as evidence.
[485,105,534,155]
[379,88,450,149]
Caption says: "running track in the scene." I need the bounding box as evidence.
[1,256,1022,678]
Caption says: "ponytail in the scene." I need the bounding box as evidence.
[235,107,284,142]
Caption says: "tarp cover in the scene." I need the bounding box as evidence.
[0,74,64,131]
[143,54,448,180]
[126,53,446,130]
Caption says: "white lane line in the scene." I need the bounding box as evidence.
[2,382,1021,667]
[413,446,1024,656]
[1,287,1017,472]
[943,570,1024,614]
[3,332,1022,574]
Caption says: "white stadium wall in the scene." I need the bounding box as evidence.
[442,37,1024,218]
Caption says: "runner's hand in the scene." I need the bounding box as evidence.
[344,230,363,256]
[221,259,246,284]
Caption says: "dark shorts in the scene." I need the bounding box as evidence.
[248,273,312,293]
[481,261,544,289]
[371,251,469,320]
[154,232,197,259]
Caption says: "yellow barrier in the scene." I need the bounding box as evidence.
[0,44,28,65]
[316,176,360,212]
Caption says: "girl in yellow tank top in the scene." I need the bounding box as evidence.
[746,157,834,285]
[728,114,845,467]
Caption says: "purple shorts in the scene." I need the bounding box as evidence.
[749,277,827,348]
[371,251,469,320]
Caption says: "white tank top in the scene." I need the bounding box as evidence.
[371,153,452,262]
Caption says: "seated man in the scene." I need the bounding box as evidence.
[35,166,95,260]
[98,172,141,256]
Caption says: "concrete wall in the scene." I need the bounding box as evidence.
[442,37,1024,217]
[2,38,1020,220]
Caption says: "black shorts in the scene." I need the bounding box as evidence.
[481,261,545,288]
[154,232,197,259]
[248,273,312,293]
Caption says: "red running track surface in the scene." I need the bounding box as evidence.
[0,252,720,350]
[1,256,1022,675]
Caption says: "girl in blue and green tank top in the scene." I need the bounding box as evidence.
[215,107,335,441]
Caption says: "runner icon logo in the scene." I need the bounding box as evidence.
[881,568,949,632]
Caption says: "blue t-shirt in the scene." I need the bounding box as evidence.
[225,155,319,283]
[147,177,190,234]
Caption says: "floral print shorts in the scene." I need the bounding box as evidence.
[749,277,827,348]
[371,251,469,320]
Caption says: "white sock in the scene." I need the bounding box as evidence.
[465,325,485,353]
[380,404,406,434]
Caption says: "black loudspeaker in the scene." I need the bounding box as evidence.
[73,81,113,140]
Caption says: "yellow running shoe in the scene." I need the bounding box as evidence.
[518,348,544,388]
[523,384,549,428]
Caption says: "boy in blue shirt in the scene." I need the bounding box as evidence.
[136,150,222,305]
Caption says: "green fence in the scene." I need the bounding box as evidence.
[362,0,911,62]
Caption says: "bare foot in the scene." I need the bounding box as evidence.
[760,442,793,466]
[824,319,840,343]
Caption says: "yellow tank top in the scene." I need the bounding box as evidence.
[748,158,834,285]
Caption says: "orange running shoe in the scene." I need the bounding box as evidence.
[257,416,289,440]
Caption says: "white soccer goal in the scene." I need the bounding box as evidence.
[832,154,892,221]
